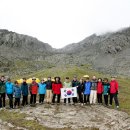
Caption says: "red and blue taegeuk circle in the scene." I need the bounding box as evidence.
[67,90,72,95]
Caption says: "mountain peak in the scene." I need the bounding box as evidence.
[1,27,130,76]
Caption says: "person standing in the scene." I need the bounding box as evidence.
[109,76,119,108]
[90,76,97,105]
[77,79,84,105]
[72,76,79,105]
[29,77,39,105]
[97,78,103,104]
[14,81,21,108]
[83,77,91,105]
[21,78,28,106]
[5,78,14,109]
[52,77,62,104]
[0,76,6,109]
[38,79,46,104]
[63,77,72,104]
[46,77,52,104]
[103,78,110,106]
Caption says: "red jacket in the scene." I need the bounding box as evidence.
[52,82,62,94]
[110,80,118,94]
[30,81,38,94]
[97,82,103,94]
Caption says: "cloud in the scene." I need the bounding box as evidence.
[0,0,130,48]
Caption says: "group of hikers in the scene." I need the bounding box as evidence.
[0,75,119,109]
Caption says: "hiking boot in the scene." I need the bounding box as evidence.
[81,103,84,106]
[116,106,119,109]
[109,104,112,107]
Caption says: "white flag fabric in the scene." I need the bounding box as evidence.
[61,87,77,99]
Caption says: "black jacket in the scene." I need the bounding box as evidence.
[77,83,84,93]
[46,80,52,90]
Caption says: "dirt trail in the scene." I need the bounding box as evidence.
[16,104,130,130]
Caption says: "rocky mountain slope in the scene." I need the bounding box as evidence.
[0,29,54,76]
[0,27,130,76]
[0,29,53,59]
[57,27,130,76]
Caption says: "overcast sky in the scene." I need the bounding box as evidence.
[0,0,130,48]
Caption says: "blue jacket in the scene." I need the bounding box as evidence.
[38,83,46,94]
[84,81,91,95]
[5,82,14,94]
[103,83,110,95]
[14,85,21,98]
[21,82,28,96]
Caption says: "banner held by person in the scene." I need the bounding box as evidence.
[61,87,77,99]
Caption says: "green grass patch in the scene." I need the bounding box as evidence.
[0,110,47,130]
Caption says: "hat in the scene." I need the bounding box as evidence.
[83,75,89,78]
[32,77,36,80]
[51,78,55,82]
[44,78,47,81]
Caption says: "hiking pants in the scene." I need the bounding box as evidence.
[52,94,61,103]
[0,93,6,108]
[7,94,13,108]
[14,98,20,107]
[39,94,45,103]
[104,95,108,106]
[84,94,90,103]
[110,93,119,106]
[97,93,102,104]
[46,90,52,103]
[90,90,97,104]
[22,95,28,106]
[30,94,37,104]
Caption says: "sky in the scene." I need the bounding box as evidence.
[0,0,130,48]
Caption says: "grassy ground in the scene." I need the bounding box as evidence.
[117,78,130,114]
[0,109,47,130]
